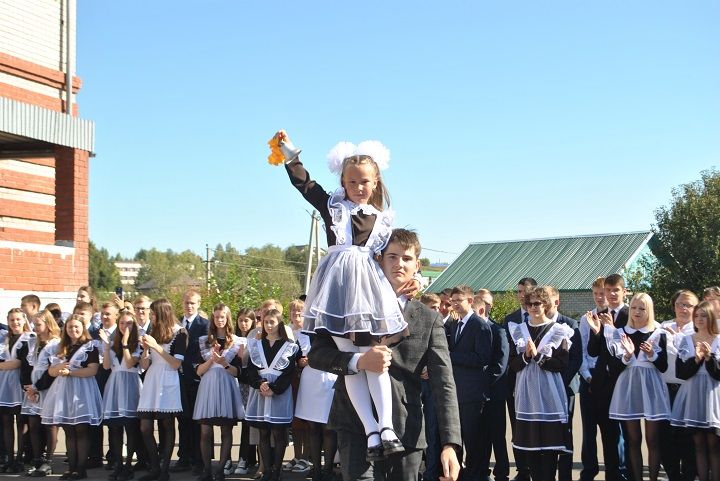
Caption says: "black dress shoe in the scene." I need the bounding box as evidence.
[169,461,191,473]
[132,462,149,472]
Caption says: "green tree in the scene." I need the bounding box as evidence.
[134,248,205,296]
[647,169,720,317]
[419,258,431,267]
[89,241,121,291]
[490,291,520,324]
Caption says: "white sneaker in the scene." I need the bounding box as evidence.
[234,459,248,475]
[282,458,299,472]
[223,460,233,475]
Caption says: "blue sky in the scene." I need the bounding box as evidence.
[78,1,720,263]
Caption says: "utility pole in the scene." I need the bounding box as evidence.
[304,211,317,294]
[205,244,211,292]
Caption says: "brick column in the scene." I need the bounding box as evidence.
[55,145,89,285]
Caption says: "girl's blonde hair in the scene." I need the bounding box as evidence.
[628,293,655,330]
[6,308,30,333]
[34,309,61,339]
[341,156,390,210]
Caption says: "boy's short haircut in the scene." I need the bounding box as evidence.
[21,294,41,307]
[518,278,538,288]
[604,274,625,288]
[441,288,453,297]
[420,293,440,307]
[101,301,119,311]
[591,277,605,289]
[261,299,283,315]
[73,301,94,314]
[451,285,474,298]
[471,294,486,311]
[289,299,305,312]
[543,285,560,298]
[133,295,152,305]
[671,289,699,306]
[383,228,421,258]
[184,289,201,300]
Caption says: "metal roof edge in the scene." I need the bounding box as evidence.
[468,230,651,246]
[0,97,95,153]
[622,231,655,271]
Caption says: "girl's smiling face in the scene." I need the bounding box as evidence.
[7,312,26,334]
[65,319,84,342]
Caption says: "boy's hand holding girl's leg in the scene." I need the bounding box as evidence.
[356,345,392,373]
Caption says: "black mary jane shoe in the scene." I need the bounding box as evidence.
[379,428,405,457]
[365,431,384,462]
[59,471,74,480]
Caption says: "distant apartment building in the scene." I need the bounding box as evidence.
[115,261,143,286]
[0,0,95,314]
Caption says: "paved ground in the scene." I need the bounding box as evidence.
[0,402,652,480]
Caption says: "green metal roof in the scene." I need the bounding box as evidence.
[427,231,653,293]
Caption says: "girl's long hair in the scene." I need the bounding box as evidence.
[58,315,93,359]
[150,298,179,345]
[207,303,233,351]
[112,310,140,359]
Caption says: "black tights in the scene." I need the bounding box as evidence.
[140,417,175,474]
[307,421,337,476]
[527,451,558,481]
[1,411,21,463]
[694,430,720,481]
[200,424,232,475]
[258,426,287,479]
[27,416,56,461]
[63,424,90,474]
[110,420,140,470]
[624,420,661,481]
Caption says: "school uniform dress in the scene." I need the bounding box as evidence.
[41,342,103,426]
[0,331,33,412]
[192,334,246,425]
[508,320,574,453]
[137,327,187,418]
[245,338,298,426]
[606,324,671,421]
[670,334,720,430]
[102,345,143,424]
[286,159,406,337]
[294,332,337,424]
[21,338,60,417]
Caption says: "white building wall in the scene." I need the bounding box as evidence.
[0,0,75,72]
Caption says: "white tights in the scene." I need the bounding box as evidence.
[332,336,397,448]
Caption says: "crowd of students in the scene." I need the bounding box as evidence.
[1,279,719,481]
[419,277,720,481]
[0,289,336,481]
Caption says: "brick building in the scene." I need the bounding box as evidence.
[0,0,95,314]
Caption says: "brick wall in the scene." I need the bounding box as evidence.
[0,0,74,71]
[0,0,90,308]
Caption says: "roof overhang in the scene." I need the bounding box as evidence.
[0,97,94,156]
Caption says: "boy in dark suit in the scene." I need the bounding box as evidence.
[171,289,209,474]
[473,290,509,481]
[586,274,630,481]
[447,285,493,481]
[309,229,462,481]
